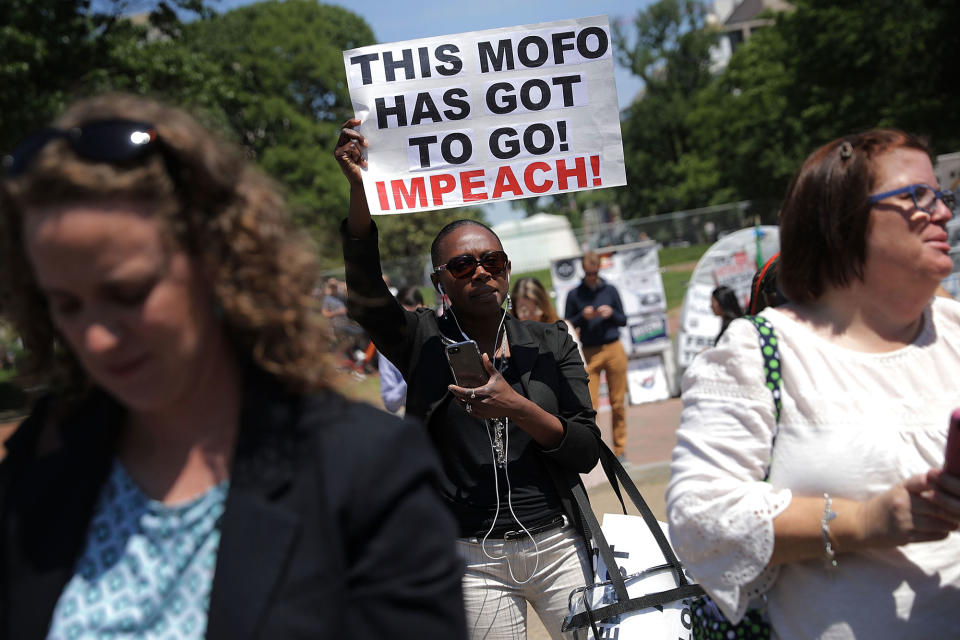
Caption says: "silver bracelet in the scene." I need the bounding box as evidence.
[821,493,838,569]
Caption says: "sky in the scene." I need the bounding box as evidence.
[219,0,657,224]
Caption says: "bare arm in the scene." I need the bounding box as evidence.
[770,470,960,566]
[321,306,347,319]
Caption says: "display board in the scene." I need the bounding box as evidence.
[551,241,672,404]
[675,226,780,373]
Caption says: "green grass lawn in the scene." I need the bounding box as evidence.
[661,268,696,311]
[658,243,711,267]
[335,369,385,408]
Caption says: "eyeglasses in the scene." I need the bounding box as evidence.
[434,251,509,279]
[2,119,159,177]
[867,183,957,215]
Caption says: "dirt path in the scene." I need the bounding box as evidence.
[661,260,699,272]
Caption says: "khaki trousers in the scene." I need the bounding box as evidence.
[457,522,592,639]
[583,340,629,456]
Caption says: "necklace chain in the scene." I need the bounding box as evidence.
[490,418,507,467]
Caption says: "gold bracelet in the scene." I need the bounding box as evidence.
[821,493,838,569]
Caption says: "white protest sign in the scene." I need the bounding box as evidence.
[627,355,671,405]
[675,226,780,370]
[342,15,626,215]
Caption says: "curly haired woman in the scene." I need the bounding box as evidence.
[0,94,465,639]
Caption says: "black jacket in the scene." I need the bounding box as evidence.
[0,370,467,639]
[341,221,601,540]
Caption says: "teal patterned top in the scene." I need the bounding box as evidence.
[46,461,228,640]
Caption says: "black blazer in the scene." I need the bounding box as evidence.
[342,222,602,538]
[0,370,467,639]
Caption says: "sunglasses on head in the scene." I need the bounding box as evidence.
[2,119,159,178]
[434,250,509,279]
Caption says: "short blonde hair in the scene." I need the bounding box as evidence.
[582,251,601,271]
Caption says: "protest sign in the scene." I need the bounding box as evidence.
[627,355,672,405]
[675,226,780,371]
[342,15,626,214]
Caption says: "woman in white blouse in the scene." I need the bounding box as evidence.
[667,129,960,638]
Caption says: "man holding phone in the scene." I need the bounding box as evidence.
[564,251,629,461]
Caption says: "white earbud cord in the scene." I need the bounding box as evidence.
[446,298,541,584]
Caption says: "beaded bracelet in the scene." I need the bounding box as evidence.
[821,493,838,569]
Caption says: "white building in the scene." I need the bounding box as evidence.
[492,213,580,274]
[709,0,794,72]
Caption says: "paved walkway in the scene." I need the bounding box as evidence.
[580,396,682,488]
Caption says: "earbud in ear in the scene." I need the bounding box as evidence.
[437,283,446,296]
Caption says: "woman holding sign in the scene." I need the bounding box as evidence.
[668,130,960,638]
[336,119,601,640]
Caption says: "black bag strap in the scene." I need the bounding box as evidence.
[565,445,704,632]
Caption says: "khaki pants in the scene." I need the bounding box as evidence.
[583,340,629,456]
[457,523,592,639]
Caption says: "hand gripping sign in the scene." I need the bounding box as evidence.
[342,15,627,215]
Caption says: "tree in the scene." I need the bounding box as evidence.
[686,24,802,205]
[688,0,960,210]
[2,1,489,272]
[176,1,376,262]
[613,0,721,218]
[0,0,212,154]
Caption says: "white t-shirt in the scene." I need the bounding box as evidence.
[667,297,960,639]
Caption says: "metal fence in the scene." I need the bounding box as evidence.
[324,199,778,286]
[576,199,778,250]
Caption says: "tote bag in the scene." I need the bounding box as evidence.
[562,446,703,639]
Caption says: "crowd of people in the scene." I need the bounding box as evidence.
[0,88,958,640]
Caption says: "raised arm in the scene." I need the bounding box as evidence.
[334,118,372,239]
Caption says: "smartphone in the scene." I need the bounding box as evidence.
[945,408,960,475]
[445,340,489,388]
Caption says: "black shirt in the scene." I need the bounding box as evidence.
[432,356,563,536]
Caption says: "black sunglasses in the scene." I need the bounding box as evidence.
[2,119,159,177]
[434,250,509,279]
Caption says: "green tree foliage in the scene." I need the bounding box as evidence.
[613,0,722,218]
[172,1,376,262]
[0,0,212,153]
[619,0,960,219]
[686,25,801,204]
[690,0,960,207]
[1,1,386,268]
